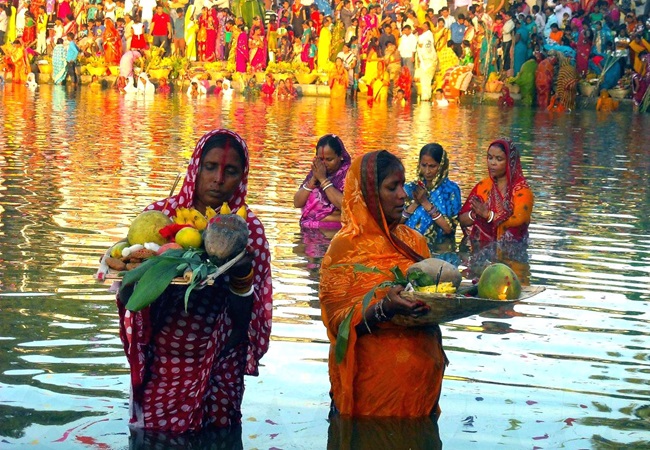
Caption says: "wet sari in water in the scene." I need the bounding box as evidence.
[460,139,534,246]
[117,129,272,433]
[300,135,351,229]
[404,151,461,246]
[52,43,67,84]
[320,151,446,418]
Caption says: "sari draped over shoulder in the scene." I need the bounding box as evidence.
[404,151,461,245]
[320,152,446,418]
[52,44,67,84]
[300,135,351,229]
[103,20,122,65]
[460,139,534,246]
[117,129,273,432]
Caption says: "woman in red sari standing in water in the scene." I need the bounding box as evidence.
[117,129,273,436]
[459,139,534,246]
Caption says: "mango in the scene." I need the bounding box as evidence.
[477,263,522,300]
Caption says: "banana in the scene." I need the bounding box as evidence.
[415,282,457,294]
[205,206,217,220]
[237,206,247,220]
[220,202,231,214]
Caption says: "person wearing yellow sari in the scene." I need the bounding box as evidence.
[432,17,449,53]
[6,4,17,44]
[320,150,447,418]
[433,39,459,92]
[318,16,333,72]
[371,60,390,103]
[3,39,29,83]
[329,56,349,99]
[184,5,197,62]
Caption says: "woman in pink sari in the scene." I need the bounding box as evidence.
[360,5,378,53]
[248,26,266,72]
[293,134,352,230]
[235,25,249,73]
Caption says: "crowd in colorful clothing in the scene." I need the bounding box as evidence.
[1,0,649,107]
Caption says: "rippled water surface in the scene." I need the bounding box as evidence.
[0,85,649,449]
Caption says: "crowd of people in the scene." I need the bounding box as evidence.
[1,0,649,109]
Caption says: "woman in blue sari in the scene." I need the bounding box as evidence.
[51,38,67,84]
[513,19,530,76]
[403,143,461,249]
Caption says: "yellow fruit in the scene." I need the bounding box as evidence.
[205,206,217,220]
[174,207,191,225]
[220,202,231,214]
[187,208,208,231]
[415,282,457,294]
[127,211,173,246]
[110,241,129,258]
[175,227,203,249]
[477,263,522,300]
[236,206,247,219]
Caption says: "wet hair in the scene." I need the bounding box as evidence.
[316,134,344,157]
[419,143,444,163]
[200,134,246,169]
[376,151,404,187]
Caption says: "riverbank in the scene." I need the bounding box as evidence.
[3,68,636,112]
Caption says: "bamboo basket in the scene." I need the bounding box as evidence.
[391,285,545,327]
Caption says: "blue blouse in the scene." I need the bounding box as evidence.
[404,178,462,244]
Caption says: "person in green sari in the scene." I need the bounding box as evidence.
[512,58,537,106]
[478,24,497,78]
[231,0,265,29]
[52,38,67,84]
[330,19,345,63]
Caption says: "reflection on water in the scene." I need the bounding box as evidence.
[0,85,649,448]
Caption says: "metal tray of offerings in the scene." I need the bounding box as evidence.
[391,285,545,326]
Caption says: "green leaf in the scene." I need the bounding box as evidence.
[184,278,201,311]
[329,263,387,275]
[390,266,407,285]
[335,309,354,364]
[125,260,182,311]
[120,257,162,289]
[360,287,378,332]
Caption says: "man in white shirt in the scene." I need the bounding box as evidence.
[439,7,455,29]
[398,24,417,77]
[533,5,545,32]
[501,10,515,74]
[416,22,437,101]
[554,1,571,28]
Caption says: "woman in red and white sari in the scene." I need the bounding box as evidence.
[117,129,273,433]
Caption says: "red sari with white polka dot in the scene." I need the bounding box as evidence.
[117,129,273,433]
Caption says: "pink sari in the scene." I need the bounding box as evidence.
[299,135,351,230]
[235,31,249,73]
[249,35,267,71]
[117,129,272,433]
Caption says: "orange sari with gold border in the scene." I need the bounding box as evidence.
[319,153,446,418]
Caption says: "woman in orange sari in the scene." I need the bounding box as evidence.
[459,139,534,246]
[320,150,447,418]
[103,18,121,65]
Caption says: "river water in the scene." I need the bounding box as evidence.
[0,84,648,449]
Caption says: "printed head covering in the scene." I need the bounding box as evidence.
[145,129,271,375]
[488,138,529,225]
[340,151,425,262]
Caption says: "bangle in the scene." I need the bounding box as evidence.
[229,285,255,297]
[229,268,254,293]
[301,184,313,192]
[401,210,412,219]
[322,182,334,191]
[468,210,475,222]
[487,211,495,223]
[374,297,389,322]
[431,213,442,221]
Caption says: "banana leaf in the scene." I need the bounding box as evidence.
[124,259,184,311]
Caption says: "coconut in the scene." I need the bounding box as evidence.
[203,214,249,265]
[406,258,462,288]
[127,211,172,246]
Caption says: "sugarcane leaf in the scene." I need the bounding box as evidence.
[184,278,201,311]
[335,309,354,364]
[330,263,387,275]
[120,257,162,288]
[125,260,182,311]
[360,287,378,332]
[390,266,407,285]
